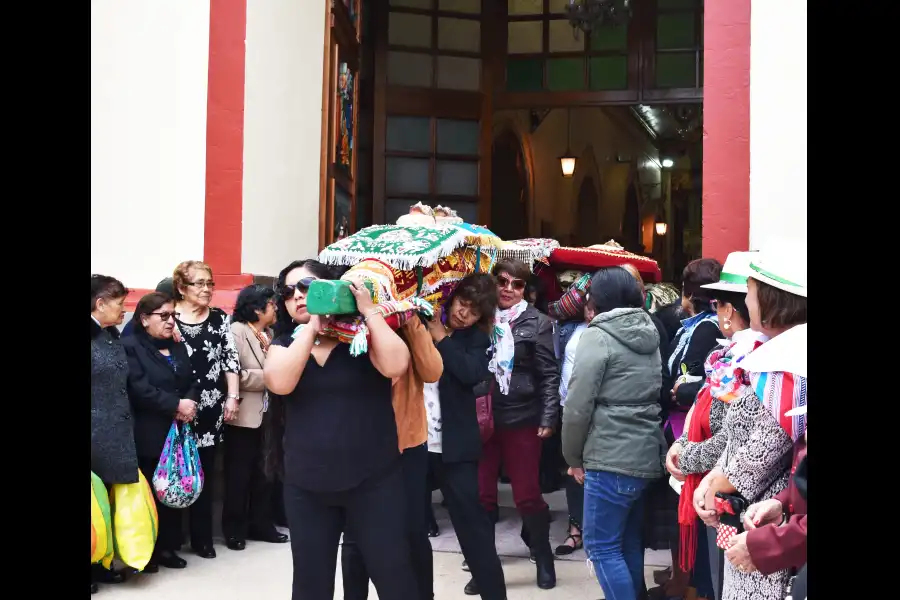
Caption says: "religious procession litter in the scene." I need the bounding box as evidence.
[91,202,807,600]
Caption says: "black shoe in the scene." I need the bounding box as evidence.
[91,582,99,594]
[226,537,247,551]
[464,577,479,596]
[192,544,217,559]
[522,510,557,590]
[91,565,126,584]
[248,529,289,544]
[428,520,440,537]
[157,550,188,569]
[142,562,160,574]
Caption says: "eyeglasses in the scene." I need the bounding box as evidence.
[151,311,180,321]
[186,280,216,290]
[280,277,318,299]
[496,275,527,291]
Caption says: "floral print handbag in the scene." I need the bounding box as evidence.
[153,421,204,509]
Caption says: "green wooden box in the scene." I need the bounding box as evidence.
[305,279,374,315]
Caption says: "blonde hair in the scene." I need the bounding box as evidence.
[173,260,213,300]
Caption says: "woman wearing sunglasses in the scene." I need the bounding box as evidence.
[470,258,561,592]
[122,293,199,571]
[172,260,241,559]
[263,259,419,600]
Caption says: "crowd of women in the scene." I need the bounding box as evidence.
[90,247,806,600]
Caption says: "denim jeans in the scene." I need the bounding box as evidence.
[583,470,652,600]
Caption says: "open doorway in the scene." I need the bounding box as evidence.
[490,129,529,241]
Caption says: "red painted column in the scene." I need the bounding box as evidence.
[702,0,751,262]
[204,0,251,297]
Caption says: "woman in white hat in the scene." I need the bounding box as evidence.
[664,251,768,600]
[691,248,807,600]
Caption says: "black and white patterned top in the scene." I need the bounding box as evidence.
[675,398,728,474]
[175,307,240,448]
[716,391,794,600]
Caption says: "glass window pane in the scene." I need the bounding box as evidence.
[549,19,583,53]
[333,186,352,241]
[590,23,628,52]
[386,158,430,194]
[508,0,542,15]
[508,21,543,54]
[436,200,478,223]
[506,58,543,91]
[437,119,479,155]
[548,0,570,13]
[390,0,432,8]
[657,14,695,49]
[436,56,481,90]
[547,58,584,91]
[439,0,480,13]
[656,52,696,88]
[436,161,478,196]
[438,17,480,52]
[589,56,628,90]
[387,52,433,87]
[389,12,432,48]
[386,116,432,152]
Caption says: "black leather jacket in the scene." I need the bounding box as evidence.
[475,305,561,429]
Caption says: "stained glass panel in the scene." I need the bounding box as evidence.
[386,116,431,152]
[437,56,481,90]
[549,19,584,53]
[589,56,628,90]
[506,58,543,91]
[657,14,695,49]
[508,21,543,54]
[437,119,480,155]
[547,58,584,91]
[548,0,570,13]
[508,0,542,15]
[438,17,480,52]
[336,62,355,171]
[389,12,432,48]
[439,0,480,13]
[656,53,696,88]
[590,23,628,52]
[388,52,433,87]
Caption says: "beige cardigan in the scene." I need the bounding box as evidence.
[230,321,270,429]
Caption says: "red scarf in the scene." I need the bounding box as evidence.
[677,384,713,572]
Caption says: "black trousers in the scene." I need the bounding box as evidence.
[222,425,275,538]
[429,452,507,600]
[342,444,432,600]
[138,456,185,554]
[189,445,218,547]
[284,459,418,600]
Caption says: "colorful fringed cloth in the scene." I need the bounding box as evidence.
[318,224,471,270]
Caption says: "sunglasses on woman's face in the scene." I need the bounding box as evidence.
[280,277,318,299]
[151,311,180,321]
[496,275,526,291]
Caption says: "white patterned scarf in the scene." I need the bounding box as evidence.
[488,300,528,394]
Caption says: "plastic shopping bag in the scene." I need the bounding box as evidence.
[110,470,158,571]
[91,472,114,568]
[153,421,204,508]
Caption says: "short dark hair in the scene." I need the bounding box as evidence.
[754,279,807,329]
[682,258,723,313]
[492,258,531,281]
[155,277,175,296]
[91,274,128,312]
[273,259,337,337]
[233,284,277,324]
[711,290,750,324]
[589,267,644,315]
[132,292,174,334]
[451,273,498,331]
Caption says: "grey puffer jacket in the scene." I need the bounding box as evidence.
[561,307,666,479]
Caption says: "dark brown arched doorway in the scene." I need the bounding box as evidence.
[575,177,599,246]
[621,180,642,253]
[491,130,529,241]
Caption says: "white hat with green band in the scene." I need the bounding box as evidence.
[747,245,807,298]
[700,251,758,293]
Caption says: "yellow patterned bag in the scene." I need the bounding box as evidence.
[91,472,114,568]
[110,470,158,571]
